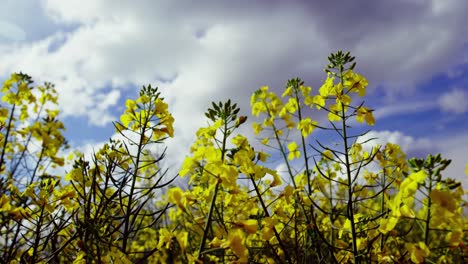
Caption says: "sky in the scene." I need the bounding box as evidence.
[0,0,467,186]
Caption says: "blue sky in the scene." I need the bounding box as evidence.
[0,0,467,185]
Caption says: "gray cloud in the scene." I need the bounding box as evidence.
[0,0,467,176]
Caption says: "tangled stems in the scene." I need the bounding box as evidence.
[250,51,385,262]
[121,120,144,253]
[258,91,321,261]
[1,52,467,263]
[195,100,255,261]
[248,171,291,263]
[0,74,70,262]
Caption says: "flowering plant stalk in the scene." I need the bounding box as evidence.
[0,52,467,263]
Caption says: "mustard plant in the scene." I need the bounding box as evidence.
[66,84,177,263]
[0,73,71,263]
[1,51,467,264]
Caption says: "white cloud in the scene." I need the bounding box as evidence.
[434,133,468,188]
[91,89,121,125]
[438,88,468,114]
[357,130,433,155]
[0,20,26,41]
[373,100,435,120]
[1,0,466,126]
[42,0,107,24]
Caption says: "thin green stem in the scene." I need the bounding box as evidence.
[339,68,360,264]
[379,166,387,252]
[0,103,16,172]
[30,203,46,263]
[122,113,147,253]
[293,86,312,195]
[266,100,327,261]
[424,168,433,246]
[198,117,228,260]
[329,169,335,254]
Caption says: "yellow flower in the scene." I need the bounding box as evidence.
[157,228,174,249]
[299,85,311,97]
[54,185,76,200]
[257,151,269,162]
[209,237,223,247]
[158,114,174,137]
[260,85,269,93]
[167,187,186,211]
[356,238,366,250]
[322,149,333,160]
[294,173,307,188]
[430,189,457,211]
[311,95,326,109]
[269,170,282,187]
[445,230,463,247]
[327,103,342,122]
[252,122,263,135]
[176,231,189,252]
[297,118,318,137]
[235,219,258,234]
[284,98,298,114]
[120,113,133,128]
[73,252,87,264]
[356,106,375,125]
[262,227,274,241]
[221,230,248,262]
[282,86,293,97]
[232,134,248,148]
[154,98,168,115]
[287,142,300,160]
[283,115,296,130]
[319,74,335,97]
[339,218,351,238]
[252,102,267,117]
[137,94,151,104]
[379,216,399,235]
[304,95,314,106]
[125,99,137,111]
[406,242,430,263]
[179,157,197,177]
[401,170,427,196]
[282,185,294,198]
[344,71,368,96]
[219,164,238,188]
[9,207,30,220]
[262,117,274,127]
[0,195,11,212]
[337,93,351,106]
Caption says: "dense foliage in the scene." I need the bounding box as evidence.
[0,52,467,263]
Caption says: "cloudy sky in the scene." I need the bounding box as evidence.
[1,0,467,185]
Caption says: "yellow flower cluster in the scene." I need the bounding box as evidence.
[1,53,467,263]
[116,93,174,140]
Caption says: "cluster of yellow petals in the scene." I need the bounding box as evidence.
[1,58,466,264]
[117,96,174,140]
